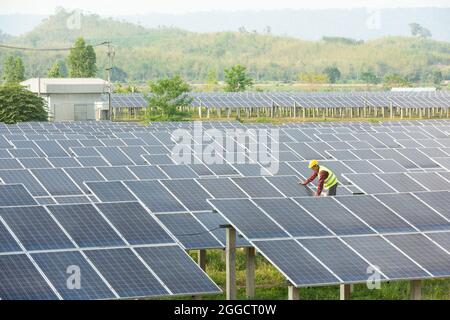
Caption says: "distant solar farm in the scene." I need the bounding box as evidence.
[1,119,450,300]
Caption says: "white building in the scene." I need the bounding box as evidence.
[21,78,111,121]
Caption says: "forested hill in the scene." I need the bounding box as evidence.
[1,9,449,83]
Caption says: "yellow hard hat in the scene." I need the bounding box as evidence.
[308,160,319,168]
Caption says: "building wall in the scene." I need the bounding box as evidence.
[46,93,101,121]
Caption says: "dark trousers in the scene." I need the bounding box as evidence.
[326,183,338,196]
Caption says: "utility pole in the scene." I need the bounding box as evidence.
[106,41,115,121]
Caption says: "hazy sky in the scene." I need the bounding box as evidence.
[2,0,450,15]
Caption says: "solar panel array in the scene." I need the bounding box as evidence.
[2,119,450,297]
[111,92,450,109]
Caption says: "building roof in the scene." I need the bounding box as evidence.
[21,78,110,94]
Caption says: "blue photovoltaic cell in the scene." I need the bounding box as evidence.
[76,156,109,167]
[0,184,38,206]
[35,140,68,157]
[0,222,21,252]
[47,157,81,168]
[32,168,83,196]
[198,178,247,199]
[375,193,450,232]
[377,173,426,193]
[253,239,339,287]
[408,172,450,191]
[0,158,23,169]
[156,213,222,249]
[0,206,74,251]
[18,157,53,169]
[86,181,137,202]
[135,246,220,295]
[96,202,174,245]
[232,177,284,198]
[206,164,240,176]
[127,165,167,180]
[85,248,168,298]
[343,235,429,280]
[336,195,415,233]
[35,197,57,205]
[124,180,185,213]
[233,163,267,177]
[210,199,289,239]
[295,197,374,236]
[299,237,377,282]
[344,173,396,194]
[193,211,250,247]
[188,164,215,176]
[47,204,125,248]
[386,234,450,277]
[265,176,313,197]
[414,191,450,220]
[159,165,198,179]
[119,146,148,165]
[70,147,101,157]
[96,147,134,166]
[426,232,450,252]
[254,198,331,237]
[97,166,137,181]
[64,167,105,192]
[32,251,115,300]
[143,154,175,165]
[0,254,58,300]
[162,179,211,211]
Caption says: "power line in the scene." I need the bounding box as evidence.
[0,42,110,51]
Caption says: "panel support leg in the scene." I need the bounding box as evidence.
[246,247,256,298]
[198,249,206,271]
[288,285,299,300]
[340,284,351,300]
[226,226,237,300]
[410,280,422,300]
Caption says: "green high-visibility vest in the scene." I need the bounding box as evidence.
[319,166,338,189]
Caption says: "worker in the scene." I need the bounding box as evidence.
[299,160,338,196]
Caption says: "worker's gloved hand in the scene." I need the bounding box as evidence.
[299,181,307,186]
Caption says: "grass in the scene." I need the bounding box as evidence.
[160,250,450,300]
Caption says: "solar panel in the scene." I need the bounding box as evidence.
[86,181,137,202]
[254,198,331,237]
[119,146,148,165]
[96,166,137,181]
[408,172,450,191]
[385,234,450,277]
[294,197,374,235]
[0,254,59,300]
[32,168,83,196]
[336,195,415,233]
[162,179,212,211]
[18,158,53,169]
[127,165,167,180]
[252,239,339,286]
[375,193,450,231]
[197,178,247,199]
[159,165,198,179]
[368,159,407,173]
[0,184,37,206]
[135,246,220,295]
[0,222,22,252]
[31,251,115,300]
[47,204,125,248]
[47,157,81,168]
[54,196,92,204]
[124,180,185,213]
[155,213,221,249]
[265,176,313,197]
[209,199,288,239]
[0,206,74,251]
[63,167,105,192]
[34,140,68,157]
[143,154,175,165]
[84,248,168,297]
[232,177,284,198]
[412,191,450,220]
[377,173,427,193]
[35,197,56,205]
[343,235,429,279]
[76,156,109,167]
[299,237,377,282]
[0,158,23,169]
[344,173,396,194]
[206,164,240,176]
[95,202,174,245]
[96,147,134,166]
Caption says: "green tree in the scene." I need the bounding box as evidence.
[0,84,47,124]
[205,69,218,92]
[360,71,378,84]
[224,64,253,92]
[2,56,25,84]
[383,73,412,88]
[47,61,67,78]
[430,71,443,85]
[323,66,341,83]
[409,23,432,38]
[147,75,192,121]
[67,37,97,77]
